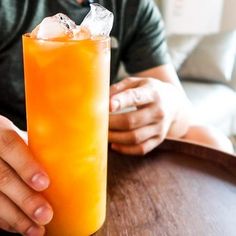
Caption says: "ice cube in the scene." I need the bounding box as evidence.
[30,4,113,40]
[55,13,76,30]
[31,13,76,40]
[81,3,114,37]
[72,26,91,40]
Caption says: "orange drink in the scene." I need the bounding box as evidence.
[22,35,110,235]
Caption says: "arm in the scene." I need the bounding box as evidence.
[109,0,194,155]
[109,64,193,155]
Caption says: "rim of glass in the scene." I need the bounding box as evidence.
[22,33,110,43]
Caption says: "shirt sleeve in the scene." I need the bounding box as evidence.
[122,0,171,74]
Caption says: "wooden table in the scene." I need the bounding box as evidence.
[2,140,236,236]
[95,140,236,236]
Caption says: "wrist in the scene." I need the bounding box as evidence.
[167,84,193,138]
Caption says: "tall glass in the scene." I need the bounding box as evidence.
[22,35,110,235]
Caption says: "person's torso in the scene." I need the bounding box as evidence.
[0,0,141,129]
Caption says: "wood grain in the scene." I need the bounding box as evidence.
[95,141,236,236]
[2,140,236,236]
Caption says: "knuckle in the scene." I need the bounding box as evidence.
[125,114,136,129]
[113,83,120,90]
[131,131,141,144]
[12,213,31,234]
[0,163,13,188]
[21,193,43,210]
[0,222,13,232]
[139,137,162,156]
[131,89,142,105]
[0,193,32,234]
[156,106,165,120]
[112,83,120,92]
[138,143,148,156]
[0,130,19,155]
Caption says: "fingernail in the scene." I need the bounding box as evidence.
[31,173,50,191]
[111,99,120,112]
[25,225,45,236]
[34,206,53,225]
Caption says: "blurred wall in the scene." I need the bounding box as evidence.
[155,0,236,35]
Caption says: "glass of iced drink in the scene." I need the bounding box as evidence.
[22,4,113,236]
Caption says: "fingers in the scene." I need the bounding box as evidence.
[110,77,142,96]
[109,123,163,145]
[0,192,45,236]
[109,104,162,131]
[0,218,16,233]
[109,108,170,155]
[110,86,154,112]
[109,122,168,155]
[111,137,164,156]
[110,77,154,113]
[0,115,28,144]
[109,77,176,155]
[0,116,53,235]
[0,158,53,226]
[0,129,50,192]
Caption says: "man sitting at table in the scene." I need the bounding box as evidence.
[0,0,233,235]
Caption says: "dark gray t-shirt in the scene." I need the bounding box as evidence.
[0,0,170,129]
